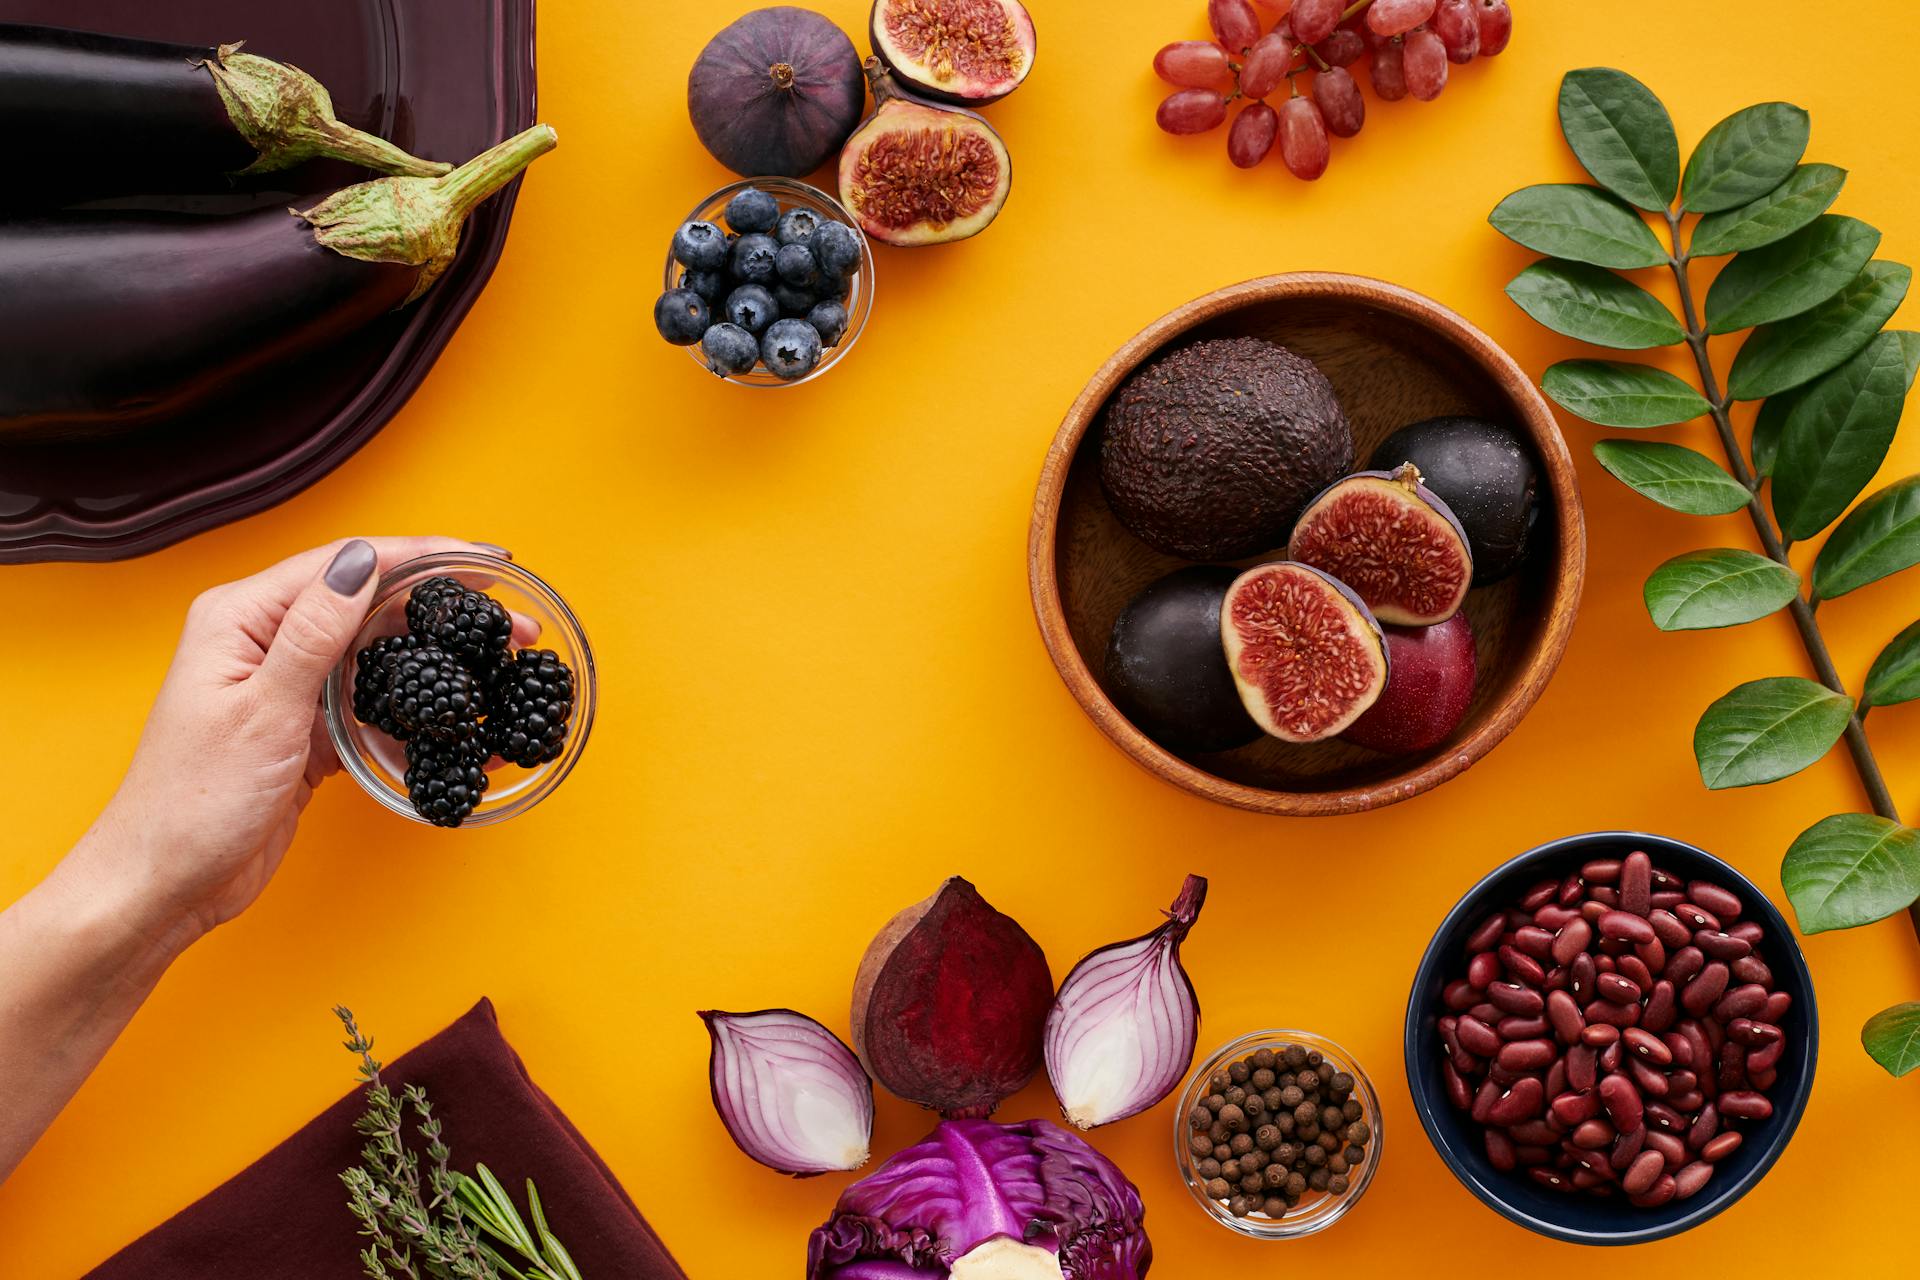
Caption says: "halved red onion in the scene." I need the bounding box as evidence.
[1043,875,1208,1129]
[700,1008,874,1176]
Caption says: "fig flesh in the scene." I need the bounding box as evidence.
[1287,463,1473,625]
[1221,562,1389,743]
[851,877,1054,1118]
[1343,612,1477,753]
[688,7,866,178]
[838,60,1011,246]
[1369,415,1540,584]
[870,0,1037,105]
[1106,566,1263,754]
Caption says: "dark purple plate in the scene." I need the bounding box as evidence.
[0,0,536,562]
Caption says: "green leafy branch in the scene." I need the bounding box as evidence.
[1491,68,1920,1078]
[336,1008,585,1280]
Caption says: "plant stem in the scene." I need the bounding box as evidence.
[1661,211,1918,936]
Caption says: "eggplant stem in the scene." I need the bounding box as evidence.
[200,44,450,179]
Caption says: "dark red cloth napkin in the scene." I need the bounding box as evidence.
[84,999,687,1280]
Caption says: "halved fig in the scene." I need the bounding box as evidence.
[1221,562,1390,743]
[838,59,1012,247]
[871,0,1037,105]
[1287,463,1473,625]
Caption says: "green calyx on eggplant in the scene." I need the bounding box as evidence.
[687,7,866,178]
[869,0,1037,106]
[838,59,1011,247]
[1287,463,1474,626]
[1221,562,1389,744]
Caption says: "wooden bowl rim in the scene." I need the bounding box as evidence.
[1027,272,1588,817]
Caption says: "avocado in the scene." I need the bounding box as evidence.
[1098,336,1354,560]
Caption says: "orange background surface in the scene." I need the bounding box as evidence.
[4,0,1920,1273]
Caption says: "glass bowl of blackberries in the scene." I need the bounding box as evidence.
[656,177,874,387]
[322,553,596,829]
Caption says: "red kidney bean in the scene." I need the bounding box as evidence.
[1501,945,1548,987]
[1469,1001,1501,1023]
[1610,1124,1646,1170]
[1649,892,1686,912]
[1588,885,1621,908]
[1571,1166,1612,1190]
[1535,904,1581,929]
[1650,866,1683,890]
[1620,851,1652,916]
[1530,1166,1574,1192]
[1674,1160,1713,1200]
[1513,924,1556,959]
[1702,1131,1742,1162]
[1681,961,1730,1016]
[1620,954,1657,988]
[1545,966,1571,993]
[1498,1039,1557,1072]
[1546,990,1586,1044]
[1444,979,1480,1010]
[1764,990,1793,1022]
[1546,1057,1569,1098]
[1729,1017,1780,1046]
[1688,881,1742,921]
[1668,1070,1698,1095]
[1622,1026,1672,1065]
[1713,983,1768,1022]
[1443,1059,1472,1110]
[1628,1057,1670,1098]
[1674,901,1719,931]
[1599,910,1656,944]
[1571,1118,1615,1149]
[1720,1089,1772,1121]
[1511,1119,1558,1145]
[1485,1127,1517,1170]
[1622,1148,1664,1194]
[1730,955,1772,986]
[1551,1090,1599,1125]
[1669,1090,1704,1113]
[1521,880,1559,912]
[1517,1144,1555,1167]
[1570,953,1597,1002]
[1598,973,1642,1005]
[1696,930,1751,961]
[1586,999,1640,1028]
[1489,1061,1522,1087]
[1581,1024,1619,1047]
[1558,872,1584,907]
[1568,1044,1598,1091]
[1667,945,1706,985]
[1582,858,1622,884]
[1468,950,1501,989]
[1458,1014,1501,1057]
[1499,1015,1549,1040]
[1488,1077,1545,1125]
[1551,918,1593,966]
[1644,1129,1687,1168]
[1629,941,1664,977]
[1717,1042,1745,1091]
[1747,1039,1784,1074]
[1663,1030,1694,1070]
[1641,980,1678,1034]
[1579,900,1607,923]
[1598,1073,1642,1132]
[1471,1079,1501,1122]
[1728,920,1763,946]
[1467,912,1506,953]
[1648,908,1691,948]
[1629,1173,1678,1207]
[1749,1067,1777,1091]
[1643,1100,1685,1133]
[1599,1040,1624,1074]
[1687,1102,1719,1149]
[1680,1022,1713,1077]
[1489,981,1543,1015]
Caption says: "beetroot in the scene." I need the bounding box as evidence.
[851,877,1054,1118]
[688,8,865,178]
[1343,612,1478,753]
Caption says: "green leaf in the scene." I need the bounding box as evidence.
[1643,548,1800,630]
[1694,676,1854,789]
[1704,215,1881,334]
[1813,474,1920,599]
[1864,619,1920,708]
[1771,333,1920,540]
[1692,163,1847,257]
[1506,260,1683,349]
[1863,1003,1920,1077]
[1781,813,1920,933]
[1490,184,1667,268]
[1543,360,1710,427]
[1681,102,1810,213]
[1592,439,1752,514]
[1728,261,1911,401]
[1557,68,1680,212]
[1751,387,1799,479]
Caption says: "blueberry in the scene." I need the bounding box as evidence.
[775,208,821,246]
[724,284,779,335]
[730,233,779,284]
[813,272,850,303]
[724,187,781,235]
[702,322,761,377]
[680,268,726,304]
[671,221,728,272]
[761,318,823,381]
[775,242,820,288]
[811,221,861,278]
[653,288,710,345]
[772,282,817,317]
[807,300,849,347]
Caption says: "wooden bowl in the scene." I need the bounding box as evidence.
[1028,274,1586,816]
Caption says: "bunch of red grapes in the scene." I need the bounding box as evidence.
[1154,0,1514,179]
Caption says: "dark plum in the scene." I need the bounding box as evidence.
[731,233,779,284]
[1105,566,1262,754]
[653,288,710,345]
[761,318,823,380]
[1343,613,1477,754]
[724,284,778,334]
[724,186,780,234]
[702,322,760,376]
[671,220,729,271]
[1369,416,1540,584]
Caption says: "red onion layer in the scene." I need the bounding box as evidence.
[700,1008,874,1176]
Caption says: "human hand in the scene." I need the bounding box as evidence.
[67,536,506,951]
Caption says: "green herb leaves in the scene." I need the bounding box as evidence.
[1643,549,1800,630]
[1542,360,1709,427]
[1680,103,1810,213]
[1558,68,1679,212]
[1728,261,1911,401]
[1782,814,1920,932]
[1593,440,1750,514]
[1771,332,1920,540]
[1813,474,1920,598]
[1703,216,1880,335]
[1490,185,1667,268]
[1863,1004,1920,1077]
[1506,261,1683,348]
[1694,677,1853,789]
[1864,620,1920,708]
[1692,164,1846,257]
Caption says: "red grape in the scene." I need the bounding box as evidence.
[1314,25,1367,67]
[1290,0,1343,45]
[1367,0,1437,38]
[1252,0,1294,12]
[1240,31,1295,99]
[1157,88,1230,135]
[1154,40,1232,88]
[1477,0,1513,55]
[1229,101,1280,167]
[1369,39,1408,100]
[1312,66,1366,137]
[1209,0,1263,54]
[1404,28,1448,99]
[1433,0,1480,61]
[1278,95,1330,179]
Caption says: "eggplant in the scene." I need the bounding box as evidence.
[0,124,556,436]
[1,23,448,206]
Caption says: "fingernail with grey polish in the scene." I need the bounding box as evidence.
[475,542,513,560]
[325,539,377,595]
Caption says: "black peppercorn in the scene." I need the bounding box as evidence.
[1264,1163,1287,1189]
[1224,1085,1248,1107]
[1229,1061,1251,1085]
[1309,1167,1331,1191]
[1304,1143,1327,1167]
[1188,1133,1212,1157]
[1240,1172,1264,1195]
[1329,1071,1355,1095]
[1199,1158,1222,1179]
[1280,1084,1305,1108]
[1328,1154,1349,1175]
[1256,1124,1281,1150]
[1204,1093,1225,1113]
[1345,1143,1366,1164]
[1228,1194,1250,1217]
[1251,1067,1276,1090]
[1293,1101,1317,1126]
[1189,1106,1213,1129]
[1318,1131,1341,1153]
[1262,1195,1287,1218]
[1252,1047,1277,1071]
[1283,1045,1307,1069]
[1213,1143,1231,1161]
[1207,1177,1231,1199]
[1285,1172,1307,1196]
[1329,1174,1349,1195]
[1263,1087,1285,1111]
[1209,1070,1232,1093]
[1229,1133,1254,1156]
[1342,1098,1363,1122]
[1296,1068,1321,1091]
[1219,1103,1247,1131]
[1346,1121,1372,1145]
[1220,1158,1242,1181]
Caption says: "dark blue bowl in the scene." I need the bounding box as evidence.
[1404,831,1817,1245]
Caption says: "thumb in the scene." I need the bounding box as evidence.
[254,539,379,713]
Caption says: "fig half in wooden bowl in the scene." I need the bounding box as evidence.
[1028,274,1585,816]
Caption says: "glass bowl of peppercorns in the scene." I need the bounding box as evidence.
[1175,1030,1381,1239]
[322,553,596,829]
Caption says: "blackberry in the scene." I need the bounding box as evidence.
[349,633,422,738]
[484,648,575,767]
[405,577,512,672]
[389,645,482,741]
[404,736,490,827]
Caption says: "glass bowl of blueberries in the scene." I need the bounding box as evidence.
[656,177,875,387]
